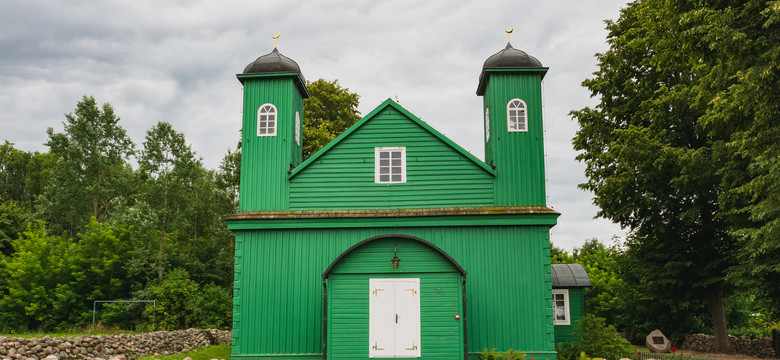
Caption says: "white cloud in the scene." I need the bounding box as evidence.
[0,0,629,251]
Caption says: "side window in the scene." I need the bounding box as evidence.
[552,289,570,325]
[375,147,406,184]
[295,111,301,145]
[507,99,527,132]
[485,107,490,141]
[257,104,277,136]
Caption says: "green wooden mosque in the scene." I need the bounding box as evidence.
[226,40,590,360]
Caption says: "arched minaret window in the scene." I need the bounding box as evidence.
[257,104,277,136]
[507,99,528,132]
[295,111,301,145]
[485,108,491,141]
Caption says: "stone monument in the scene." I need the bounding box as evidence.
[646,329,672,353]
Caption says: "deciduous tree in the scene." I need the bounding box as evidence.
[37,96,135,236]
[138,122,199,279]
[0,141,53,211]
[0,198,29,256]
[568,0,780,351]
[303,79,360,158]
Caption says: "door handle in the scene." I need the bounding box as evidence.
[395,313,399,323]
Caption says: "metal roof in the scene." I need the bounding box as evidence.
[242,47,306,84]
[482,42,543,70]
[476,42,548,95]
[551,263,592,288]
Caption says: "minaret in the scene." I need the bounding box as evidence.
[477,42,549,206]
[237,46,309,211]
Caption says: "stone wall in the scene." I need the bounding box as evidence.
[0,329,230,360]
[682,333,777,358]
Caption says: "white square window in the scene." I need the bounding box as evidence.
[552,289,570,325]
[375,147,406,184]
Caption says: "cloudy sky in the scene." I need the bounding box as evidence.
[1,0,630,251]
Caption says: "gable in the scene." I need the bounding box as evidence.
[288,100,495,210]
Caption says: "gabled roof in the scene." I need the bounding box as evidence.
[551,263,592,288]
[288,98,495,179]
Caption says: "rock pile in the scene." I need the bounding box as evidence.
[682,333,776,358]
[0,328,230,360]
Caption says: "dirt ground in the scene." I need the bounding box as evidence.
[676,350,771,360]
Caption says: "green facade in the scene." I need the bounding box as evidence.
[327,237,464,359]
[229,222,558,359]
[228,45,559,360]
[553,288,587,345]
[481,70,548,206]
[238,73,306,212]
[289,102,495,209]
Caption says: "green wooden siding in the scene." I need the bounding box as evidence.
[288,106,495,209]
[231,225,555,359]
[327,238,463,359]
[238,75,304,212]
[554,288,587,345]
[481,72,546,206]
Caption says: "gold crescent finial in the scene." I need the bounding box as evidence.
[273,32,280,47]
[506,27,514,43]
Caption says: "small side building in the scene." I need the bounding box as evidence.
[552,263,593,345]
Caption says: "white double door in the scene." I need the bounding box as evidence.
[368,278,421,358]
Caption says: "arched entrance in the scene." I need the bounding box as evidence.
[323,235,466,359]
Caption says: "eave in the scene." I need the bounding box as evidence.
[227,206,559,230]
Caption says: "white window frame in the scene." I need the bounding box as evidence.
[375,147,406,184]
[295,111,301,145]
[553,289,570,325]
[257,103,277,136]
[485,107,490,141]
[507,99,528,132]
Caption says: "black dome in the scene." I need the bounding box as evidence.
[243,47,306,83]
[477,42,547,95]
[482,42,543,70]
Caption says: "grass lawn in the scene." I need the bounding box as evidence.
[136,344,230,360]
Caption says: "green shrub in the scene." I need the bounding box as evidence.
[557,314,632,360]
[479,347,527,360]
[480,348,501,360]
[730,313,777,339]
[503,348,526,360]
[131,268,232,330]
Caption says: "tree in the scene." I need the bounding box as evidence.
[216,137,241,210]
[697,1,780,319]
[0,221,72,330]
[137,122,199,279]
[37,96,135,236]
[0,141,53,211]
[0,198,29,256]
[303,79,361,158]
[567,0,780,351]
